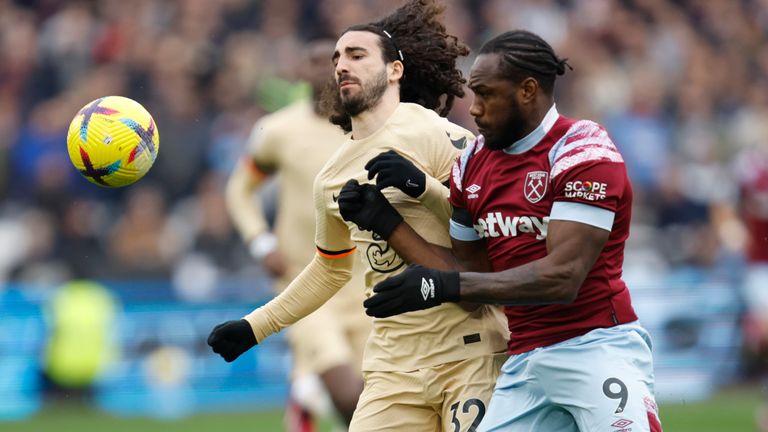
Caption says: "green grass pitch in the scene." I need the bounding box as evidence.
[0,386,761,432]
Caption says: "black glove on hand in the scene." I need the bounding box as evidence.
[337,179,403,239]
[207,319,257,362]
[365,150,426,198]
[364,264,460,318]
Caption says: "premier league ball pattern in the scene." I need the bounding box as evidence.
[67,96,159,188]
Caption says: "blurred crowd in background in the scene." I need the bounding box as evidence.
[1,0,767,390]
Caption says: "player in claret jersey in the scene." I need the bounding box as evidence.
[343,30,664,431]
[732,144,768,431]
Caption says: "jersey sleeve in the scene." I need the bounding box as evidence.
[548,121,626,231]
[242,171,357,342]
[430,127,473,183]
[449,158,467,210]
[244,251,354,342]
[313,172,356,255]
[448,137,482,241]
[448,135,483,209]
[225,160,270,241]
[246,119,280,171]
[417,175,452,223]
[411,119,472,224]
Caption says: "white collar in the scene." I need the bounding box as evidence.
[503,104,559,155]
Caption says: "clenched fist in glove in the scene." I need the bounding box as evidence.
[364,264,460,318]
[207,319,258,362]
[365,150,426,198]
[337,179,403,239]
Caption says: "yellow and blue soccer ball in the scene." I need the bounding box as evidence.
[66,96,159,188]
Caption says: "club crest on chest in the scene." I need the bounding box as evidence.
[524,171,548,203]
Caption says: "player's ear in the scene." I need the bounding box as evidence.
[519,77,538,104]
[389,60,404,83]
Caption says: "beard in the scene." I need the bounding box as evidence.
[482,100,527,151]
[339,69,388,117]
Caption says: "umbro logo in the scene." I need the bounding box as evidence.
[611,419,633,428]
[610,419,633,431]
[467,184,481,199]
[420,277,435,301]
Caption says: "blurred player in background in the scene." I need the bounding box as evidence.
[343,30,663,431]
[225,38,370,430]
[731,142,768,431]
[209,1,509,430]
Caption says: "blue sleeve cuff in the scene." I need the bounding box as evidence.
[449,219,481,241]
[549,201,614,231]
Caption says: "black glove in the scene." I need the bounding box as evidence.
[364,264,460,318]
[365,150,426,198]
[337,179,403,239]
[207,319,257,362]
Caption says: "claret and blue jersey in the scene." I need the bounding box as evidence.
[449,105,639,354]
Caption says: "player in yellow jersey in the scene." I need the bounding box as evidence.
[224,38,370,429]
[208,1,508,430]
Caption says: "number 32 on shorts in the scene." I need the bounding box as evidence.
[450,398,486,432]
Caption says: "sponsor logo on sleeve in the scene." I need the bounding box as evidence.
[564,180,608,201]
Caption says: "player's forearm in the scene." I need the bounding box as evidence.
[244,252,354,341]
[456,219,608,304]
[458,257,582,305]
[226,161,269,241]
[416,175,452,222]
[387,222,459,271]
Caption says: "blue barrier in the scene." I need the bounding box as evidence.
[0,283,292,420]
[0,289,45,420]
[0,272,746,420]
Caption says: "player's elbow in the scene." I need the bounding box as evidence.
[315,253,355,286]
[545,264,585,304]
[332,266,353,286]
[551,283,580,304]
[225,167,250,202]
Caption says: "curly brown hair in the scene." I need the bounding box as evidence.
[322,0,470,132]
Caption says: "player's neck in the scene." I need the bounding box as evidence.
[350,91,400,140]
[520,101,555,140]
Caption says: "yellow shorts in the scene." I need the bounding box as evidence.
[287,300,371,380]
[349,353,508,432]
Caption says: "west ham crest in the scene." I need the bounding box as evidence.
[524,171,548,203]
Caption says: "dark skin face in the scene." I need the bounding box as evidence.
[366,54,610,310]
[468,53,552,150]
[303,40,337,99]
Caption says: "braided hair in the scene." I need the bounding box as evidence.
[479,30,571,94]
[325,0,469,132]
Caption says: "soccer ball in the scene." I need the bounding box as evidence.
[66,96,159,188]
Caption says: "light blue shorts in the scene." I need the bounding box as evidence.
[478,322,663,431]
